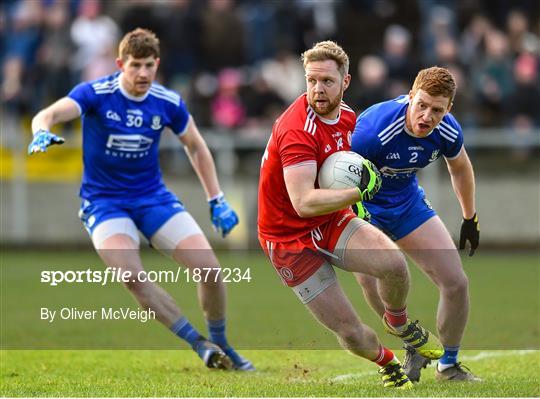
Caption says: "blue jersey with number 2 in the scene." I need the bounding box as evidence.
[351,95,463,208]
[68,72,190,200]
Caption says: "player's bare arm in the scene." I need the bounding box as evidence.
[445,148,476,219]
[179,116,221,199]
[31,97,81,133]
[283,163,360,218]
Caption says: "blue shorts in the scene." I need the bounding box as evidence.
[78,190,185,239]
[365,187,436,241]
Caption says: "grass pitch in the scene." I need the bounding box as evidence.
[1,249,539,396]
[2,349,539,397]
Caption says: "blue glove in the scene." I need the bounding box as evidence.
[209,193,239,237]
[28,129,65,154]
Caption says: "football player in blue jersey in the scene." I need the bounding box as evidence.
[351,67,480,382]
[28,28,253,371]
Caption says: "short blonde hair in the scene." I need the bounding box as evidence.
[301,41,350,77]
[411,66,456,102]
[118,28,160,60]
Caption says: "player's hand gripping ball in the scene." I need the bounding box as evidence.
[317,151,382,201]
[209,193,239,238]
[28,129,65,154]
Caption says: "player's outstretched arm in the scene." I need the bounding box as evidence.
[28,98,80,154]
[445,148,479,255]
[179,117,238,237]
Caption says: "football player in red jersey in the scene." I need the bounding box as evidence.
[257,41,443,389]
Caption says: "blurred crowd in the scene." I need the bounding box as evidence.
[2,0,540,138]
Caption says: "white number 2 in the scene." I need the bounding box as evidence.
[126,115,143,127]
[409,152,418,163]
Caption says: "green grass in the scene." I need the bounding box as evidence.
[1,250,539,396]
[2,349,539,397]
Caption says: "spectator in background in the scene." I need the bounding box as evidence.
[460,14,492,68]
[508,52,540,126]
[159,0,201,81]
[70,0,119,81]
[200,0,245,71]
[381,25,418,97]
[211,68,246,129]
[37,1,74,106]
[420,4,458,66]
[1,0,43,107]
[472,30,514,127]
[260,49,305,104]
[242,71,285,129]
[506,9,531,57]
[348,55,389,114]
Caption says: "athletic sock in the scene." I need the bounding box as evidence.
[384,307,408,331]
[373,346,398,367]
[170,316,203,348]
[207,318,228,348]
[438,346,460,371]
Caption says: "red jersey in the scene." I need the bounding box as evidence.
[258,93,357,242]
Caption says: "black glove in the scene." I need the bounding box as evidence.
[459,213,479,256]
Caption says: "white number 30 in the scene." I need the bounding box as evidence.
[126,115,143,127]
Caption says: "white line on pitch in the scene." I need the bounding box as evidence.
[330,350,538,383]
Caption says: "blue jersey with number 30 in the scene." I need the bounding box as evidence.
[68,72,190,200]
[351,95,463,208]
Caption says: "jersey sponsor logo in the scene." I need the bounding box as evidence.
[429,150,440,162]
[106,134,153,153]
[106,110,121,122]
[386,152,401,160]
[151,115,162,130]
[379,165,421,178]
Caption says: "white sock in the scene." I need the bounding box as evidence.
[438,362,455,372]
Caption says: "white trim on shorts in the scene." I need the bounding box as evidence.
[150,211,203,257]
[91,217,140,249]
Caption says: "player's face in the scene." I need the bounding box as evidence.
[406,89,452,137]
[117,55,160,96]
[305,60,350,119]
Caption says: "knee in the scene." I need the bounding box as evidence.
[380,252,408,282]
[440,273,469,296]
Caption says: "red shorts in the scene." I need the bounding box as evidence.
[258,208,357,287]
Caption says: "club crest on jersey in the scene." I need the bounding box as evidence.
[429,150,440,162]
[151,115,162,130]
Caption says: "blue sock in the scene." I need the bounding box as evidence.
[170,317,203,348]
[207,319,228,348]
[439,346,460,365]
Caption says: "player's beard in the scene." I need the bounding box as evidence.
[309,89,343,118]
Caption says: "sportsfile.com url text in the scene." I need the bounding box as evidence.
[41,267,252,286]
